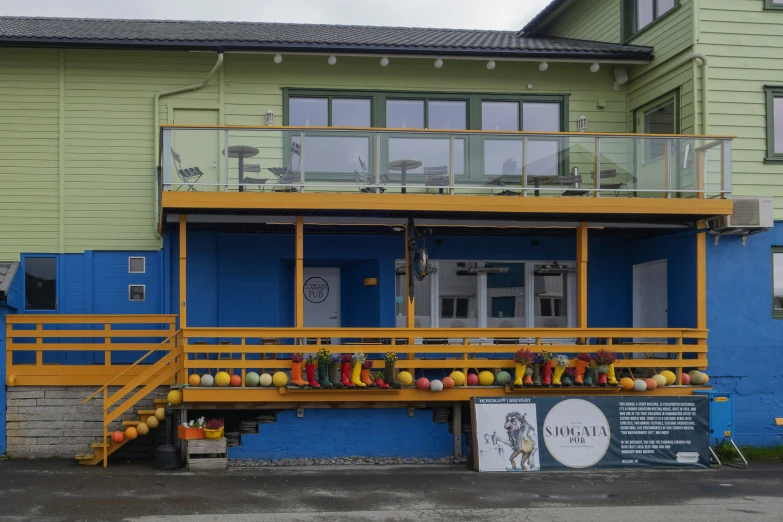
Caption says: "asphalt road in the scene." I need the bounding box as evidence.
[0,460,782,521]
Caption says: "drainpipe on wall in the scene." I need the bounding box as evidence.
[681,53,709,134]
[153,52,225,236]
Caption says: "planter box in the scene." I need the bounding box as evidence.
[178,426,205,440]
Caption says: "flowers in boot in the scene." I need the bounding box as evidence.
[593,349,617,386]
[385,352,398,364]
[539,351,553,386]
[351,352,367,387]
[384,352,402,389]
[513,349,534,387]
[574,353,592,386]
[289,353,306,387]
[317,347,331,364]
[340,353,355,388]
[291,353,304,363]
[304,355,320,388]
[551,355,569,386]
[361,359,375,387]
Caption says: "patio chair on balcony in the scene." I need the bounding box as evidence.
[557,168,589,197]
[590,169,637,197]
[171,148,205,191]
[424,165,449,194]
[355,156,389,193]
[485,176,522,196]
[241,164,268,191]
[268,141,302,192]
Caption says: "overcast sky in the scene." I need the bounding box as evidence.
[0,0,552,31]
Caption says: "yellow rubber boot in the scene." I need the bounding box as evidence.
[607,364,618,386]
[552,364,566,386]
[513,362,525,387]
[351,361,366,387]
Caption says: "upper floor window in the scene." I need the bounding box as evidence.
[765,0,783,9]
[766,86,783,163]
[623,0,678,40]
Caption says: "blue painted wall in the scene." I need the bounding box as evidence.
[707,222,783,446]
[227,408,454,460]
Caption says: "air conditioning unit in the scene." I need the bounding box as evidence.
[709,197,773,231]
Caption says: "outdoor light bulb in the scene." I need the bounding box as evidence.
[273,54,283,64]
[539,61,549,72]
[590,62,600,73]
[487,60,496,70]
[328,55,337,65]
[434,58,443,69]
[380,56,389,67]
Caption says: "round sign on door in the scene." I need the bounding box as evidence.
[304,277,330,303]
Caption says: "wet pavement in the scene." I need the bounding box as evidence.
[0,459,781,521]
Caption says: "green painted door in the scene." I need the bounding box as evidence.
[171,109,221,191]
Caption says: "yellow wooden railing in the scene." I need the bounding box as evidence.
[5,315,178,386]
[182,326,708,387]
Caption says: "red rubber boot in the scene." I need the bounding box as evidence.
[305,362,321,388]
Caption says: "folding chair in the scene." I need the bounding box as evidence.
[268,141,302,192]
[424,165,449,194]
[171,148,205,191]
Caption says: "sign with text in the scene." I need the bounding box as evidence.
[471,396,709,472]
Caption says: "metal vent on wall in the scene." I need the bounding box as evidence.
[731,199,761,227]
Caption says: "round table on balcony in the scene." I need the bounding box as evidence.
[223,145,259,192]
[388,159,422,194]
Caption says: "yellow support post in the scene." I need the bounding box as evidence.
[296,216,304,329]
[405,222,414,348]
[576,222,588,330]
[696,220,707,378]
[179,215,187,329]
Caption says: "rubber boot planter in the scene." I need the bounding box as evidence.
[523,366,534,387]
[290,354,307,387]
[607,364,619,386]
[374,371,390,388]
[384,352,402,389]
[513,349,534,388]
[574,354,591,386]
[351,353,367,388]
[532,359,542,387]
[329,361,344,388]
[361,360,375,387]
[541,358,552,387]
[583,366,595,386]
[552,355,569,386]
[305,358,321,388]
[340,354,355,388]
[597,365,609,386]
[316,348,334,388]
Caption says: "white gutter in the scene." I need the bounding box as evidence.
[153,52,224,235]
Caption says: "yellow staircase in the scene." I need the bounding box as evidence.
[76,332,182,466]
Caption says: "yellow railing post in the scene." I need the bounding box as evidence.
[696,220,707,372]
[35,323,42,368]
[102,386,108,468]
[295,216,304,330]
[104,323,111,368]
[405,223,414,349]
[179,215,187,329]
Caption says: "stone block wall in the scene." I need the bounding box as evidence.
[6,386,168,459]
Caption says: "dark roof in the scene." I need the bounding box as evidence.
[520,0,571,36]
[0,17,652,60]
[0,262,18,298]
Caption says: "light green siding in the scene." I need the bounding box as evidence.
[628,0,694,71]
[539,0,622,43]
[0,49,629,260]
[700,0,783,216]
[0,48,60,260]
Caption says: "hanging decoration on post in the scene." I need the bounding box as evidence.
[407,219,430,302]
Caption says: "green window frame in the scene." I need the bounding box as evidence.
[283,89,569,183]
[765,86,783,163]
[621,0,681,42]
[765,0,783,10]
[773,247,783,318]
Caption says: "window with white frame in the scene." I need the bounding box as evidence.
[129,285,146,301]
[394,259,574,330]
[129,256,146,274]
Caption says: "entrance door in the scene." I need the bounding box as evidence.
[303,268,341,329]
[634,96,676,196]
[633,260,668,352]
[171,109,220,190]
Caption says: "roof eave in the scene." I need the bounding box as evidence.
[0,38,653,62]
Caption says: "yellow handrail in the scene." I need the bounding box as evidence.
[83,330,180,404]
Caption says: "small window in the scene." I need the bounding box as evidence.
[765,0,783,10]
[766,86,783,162]
[624,0,679,39]
[440,297,470,319]
[642,98,676,162]
[24,257,56,310]
[129,257,145,274]
[129,285,146,302]
[774,248,783,317]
